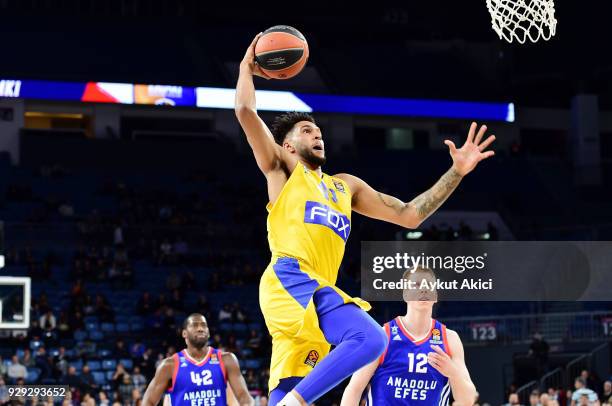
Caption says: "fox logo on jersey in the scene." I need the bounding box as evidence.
[304,350,320,368]
[304,201,350,241]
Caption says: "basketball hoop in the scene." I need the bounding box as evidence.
[486,0,557,44]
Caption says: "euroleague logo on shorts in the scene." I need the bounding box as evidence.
[304,350,320,368]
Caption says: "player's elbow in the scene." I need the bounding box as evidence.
[454,386,478,406]
[400,216,422,230]
[234,104,256,120]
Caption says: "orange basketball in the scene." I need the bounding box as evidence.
[255,26,309,80]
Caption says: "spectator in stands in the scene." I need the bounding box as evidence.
[8,355,27,383]
[601,381,611,404]
[65,366,84,392]
[118,374,134,402]
[137,348,155,380]
[131,387,142,406]
[245,369,260,391]
[80,364,98,394]
[169,289,183,312]
[137,292,154,315]
[54,347,69,378]
[20,349,35,367]
[39,309,57,331]
[34,347,52,380]
[156,293,168,311]
[131,366,146,393]
[528,332,549,375]
[208,272,222,292]
[114,225,124,246]
[577,394,592,406]
[112,363,128,390]
[181,270,196,290]
[159,240,173,265]
[0,377,8,404]
[232,302,248,323]
[166,271,181,291]
[98,390,110,406]
[113,244,129,268]
[108,263,122,288]
[541,393,551,406]
[95,294,115,322]
[81,392,95,406]
[504,393,522,406]
[0,357,7,377]
[114,341,130,359]
[130,340,146,359]
[218,304,232,322]
[56,312,71,338]
[581,370,601,393]
[174,237,189,263]
[571,378,599,406]
[246,329,262,357]
[530,390,542,406]
[71,311,85,331]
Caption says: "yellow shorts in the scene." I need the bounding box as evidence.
[259,256,371,392]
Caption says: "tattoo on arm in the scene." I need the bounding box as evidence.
[376,192,410,214]
[410,168,462,220]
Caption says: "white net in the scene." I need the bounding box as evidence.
[486,0,557,44]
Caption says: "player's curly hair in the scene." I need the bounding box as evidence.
[270,112,316,145]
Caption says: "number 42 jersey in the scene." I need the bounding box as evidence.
[167,347,227,406]
[368,318,452,406]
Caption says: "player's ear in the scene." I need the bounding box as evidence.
[283,141,296,153]
[182,329,187,339]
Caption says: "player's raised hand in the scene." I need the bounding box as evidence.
[427,345,460,378]
[240,33,271,80]
[444,122,496,176]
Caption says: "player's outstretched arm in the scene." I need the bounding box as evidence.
[234,34,285,175]
[340,359,378,406]
[223,352,255,406]
[336,122,495,228]
[427,330,477,406]
[142,357,174,406]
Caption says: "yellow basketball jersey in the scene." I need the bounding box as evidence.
[266,161,351,284]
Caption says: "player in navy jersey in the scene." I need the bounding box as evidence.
[341,267,476,406]
[143,313,254,406]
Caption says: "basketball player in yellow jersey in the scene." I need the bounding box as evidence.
[235,34,496,406]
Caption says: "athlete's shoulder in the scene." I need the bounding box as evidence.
[330,173,357,196]
[156,355,177,377]
[219,351,240,366]
[443,327,464,358]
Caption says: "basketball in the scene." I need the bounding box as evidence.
[255,25,309,79]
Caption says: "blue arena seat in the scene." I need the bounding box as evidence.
[25,368,41,383]
[69,360,83,371]
[88,360,102,371]
[93,371,106,385]
[85,321,99,331]
[102,359,117,370]
[101,323,115,332]
[119,358,133,369]
[116,323,129,333]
